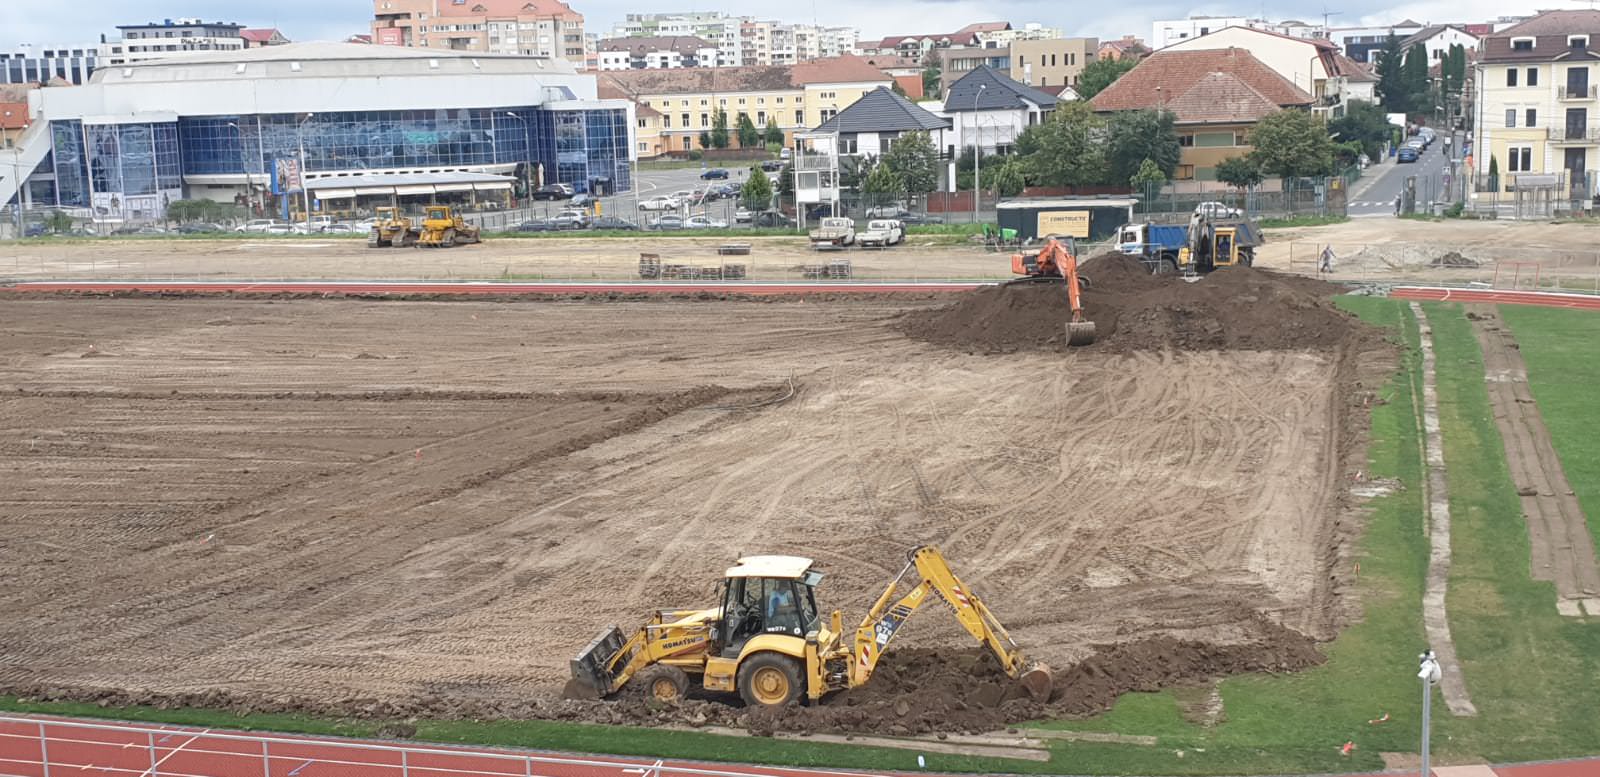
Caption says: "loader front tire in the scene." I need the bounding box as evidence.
[638,664,689,704]
[738,653,802,707]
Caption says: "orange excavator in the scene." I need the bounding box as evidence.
[1010,237,1097,346]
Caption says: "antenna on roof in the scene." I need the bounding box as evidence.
[1321,6,1342,33]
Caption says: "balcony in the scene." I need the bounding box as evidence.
[1558,85,1599,101]
[1547,126,1600,144]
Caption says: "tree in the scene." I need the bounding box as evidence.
[1106,109,1180,184]
[736,113,761,148]
[1247,110,1335,180]
[990,158,1026,198]
[710,109,730,149]
[741,164,774,211]
[1016,101,1107,187]
[921,65,942,98]
[862,161,905,202]
[1376,33,1407,113]
[1215,155,1264,191]
[1129,157,1166,200]
[698,130,713,150]
[1328,99,1392,161]
[764,117,784,147]
[44,210,75,233]
[1402,44,1431,117]
[1487,154,1500,188]
[1076,58,1137,99]
[880,130,939,199]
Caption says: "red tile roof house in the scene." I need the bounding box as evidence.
[1091,47,1313,185]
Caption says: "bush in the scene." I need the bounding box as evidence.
[686,150,703,161]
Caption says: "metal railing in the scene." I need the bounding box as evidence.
[0,715,796,777]
[1558,84,1599,100]
[1546,126,1600,144]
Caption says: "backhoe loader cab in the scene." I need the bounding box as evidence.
[715,556,822,650]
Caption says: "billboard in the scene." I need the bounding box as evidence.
[271,158,303,195]
[1035,210,1090,238]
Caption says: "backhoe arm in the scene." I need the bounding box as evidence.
[848,546,1051,699]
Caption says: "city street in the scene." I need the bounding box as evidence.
[1347,134,1459,218]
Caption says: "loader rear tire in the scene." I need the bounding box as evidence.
[738,653,802,708]
[637,664,689,703]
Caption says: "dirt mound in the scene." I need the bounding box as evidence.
[902,253,1362,353]
[1430,251,1480,268]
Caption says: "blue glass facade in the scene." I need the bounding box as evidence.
[41,105,632,208]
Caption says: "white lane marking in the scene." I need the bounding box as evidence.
[137,728,210,777]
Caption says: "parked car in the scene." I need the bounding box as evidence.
[590,216,639,231]
[649,215,686,230]
[263,223,296,235]
[866,203,909,219]
[1194,201,1243,219]
[515,218,558,232]
[175,223,227,234]
[238,219,284,233]
[809,216,856,246]
[1397,147,1420,163]
[897,212,944,225]
[570,193,596,208]
[322,222,362,234]
[735,207,754,224]
[684,214,729,229]
[760,159,784,172]
[23,223,46,237]
[857,219,905,247]
[638,195,680,211]
[700,168,729,180]
[751,211,794,228]
[551,209,591,229]
[533,183,574,200]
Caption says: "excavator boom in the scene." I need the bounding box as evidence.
[849,546,1053,700]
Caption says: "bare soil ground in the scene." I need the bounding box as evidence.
[0,287,1384,730]
[1468,306,1600,616]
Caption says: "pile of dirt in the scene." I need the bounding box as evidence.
[901,253,1364,353]
[1430,251,1481,268]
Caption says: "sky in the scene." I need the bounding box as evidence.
[0,0,1580,51]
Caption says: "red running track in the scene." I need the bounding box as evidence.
[2,281,989,296]
[1390,286,1600,310]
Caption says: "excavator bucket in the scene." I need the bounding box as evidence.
[564,626,627,700]
[1066,321,1097,346]
[1020,663,1055,702]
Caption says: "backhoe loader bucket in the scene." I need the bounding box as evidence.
[1020,663,1055,702]
[1066,321,1097,347]
[564,626,627,700]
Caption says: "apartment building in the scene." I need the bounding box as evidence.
[101,19,246,66]
[1151,16,1328,50]
[372,0,586,65]
[1011,37,1097,89]
[1397,25,1482,64]
[600,55,890,153]
[1,46,99,85]
[1473,10,1600,196]
[1162,27,1375,116]
[974,23,1065,48]
[597,36,719,70]
[607,13,856,67]
[861,22,1012,58]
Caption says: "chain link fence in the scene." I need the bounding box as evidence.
[1285,240,1600,293]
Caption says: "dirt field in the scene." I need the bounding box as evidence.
[0,286,1382,725]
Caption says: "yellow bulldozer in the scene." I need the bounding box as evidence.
[367,206,418,248]
[566,546,1052,707]
[415,205,482,248]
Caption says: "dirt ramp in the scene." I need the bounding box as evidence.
[902,253,1360,353]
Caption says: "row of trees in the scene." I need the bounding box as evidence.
[1376,35,1468,117]
[697,109,787,150]
[1010,103,1181,189]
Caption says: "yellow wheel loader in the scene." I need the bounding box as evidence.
[415,205,481,248]
[566,546,1053,707]
[367,206,418,248]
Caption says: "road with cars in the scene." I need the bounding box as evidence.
[1347,128,1458,218]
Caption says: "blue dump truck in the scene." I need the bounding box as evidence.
[1115,216,1264,274]
[1114,222,1189,273]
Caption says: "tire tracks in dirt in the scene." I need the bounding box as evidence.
[1469,306,1600,617]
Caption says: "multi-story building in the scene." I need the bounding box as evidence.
[100,19,246,66]
[597,36,719,70]
[929,66,1058,157]
[1010,37,1097,90]
[1092,48,1314,183]
[1151,16,1328,50]
[938,47,1012,86]
[860,22,1013,58]
[1327,21,1426,63]
[371,0,586,65]
[1162,26,1375,116]
[0,43,634,220]
[1473,10,1600,198]
[599,55,890,153]
[606,13,855,68]
[0,45,99,85]
[974,23,1065,49]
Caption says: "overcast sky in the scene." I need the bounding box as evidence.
[0,0,1581,50]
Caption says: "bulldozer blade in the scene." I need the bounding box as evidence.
[567,626,627,700]
[562,677,606,701]
[1020,663,1055,702]
[1066,321,1097,347]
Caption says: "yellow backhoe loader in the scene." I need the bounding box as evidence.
[367,206,418,248]
[415,205,481,248]
[566,546,1052,707]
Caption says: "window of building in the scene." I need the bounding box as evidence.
[757,111,766,124]
[1506,109,1516,127]
[637,118,647,128]
[683,137,692,150]
[1528,67,1539,86]
[1179,134,1195,147]
[795,109,804,124]
[1508,146,1532,171]
[1572,36,1590,49]
[839,137,857,154]
[777,96,785,104]
[1175,164,1195,180]
[681,113,690,126]
[1511,37,1533,51]
[700,98,708,106]
[681,99,689,106]
[639,141,648,151]
[701,113,709,127]
[1527,108,1538,126]
[720,98,727,106]
[1507,68,1518,87]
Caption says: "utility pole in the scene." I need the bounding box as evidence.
[1418,649,1442,777]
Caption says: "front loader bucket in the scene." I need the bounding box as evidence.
[565,626,627,700]
[1066,321,1097,347]
[1020,663,1055,702]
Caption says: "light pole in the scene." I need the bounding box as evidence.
[227,121,253,218]
[296,113,315,225]
[6,151,23,239]
[1418,649,1442,777]
[971,83,987,225]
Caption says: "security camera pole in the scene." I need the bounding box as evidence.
[1418,648,1442,777]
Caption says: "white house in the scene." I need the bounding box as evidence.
[812,86,951,157]
[1161,26,1377,116]
[924,65,1057,158]
[1397,25,1482,65]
